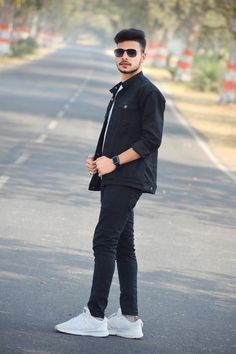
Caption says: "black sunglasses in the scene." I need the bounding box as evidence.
[114,48,138,58]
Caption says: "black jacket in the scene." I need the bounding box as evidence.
[89,71,165,194]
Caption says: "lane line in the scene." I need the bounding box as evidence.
[0,176,10,189]
[35,134,47,144]
[0,53,96,192]
[48,120,58,130]
[55,60,94,120]
[167,98,236,182]
[15,153,30,165]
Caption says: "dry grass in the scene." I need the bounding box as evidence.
[144,66,236,172]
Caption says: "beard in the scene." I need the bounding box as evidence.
[118,67,140,74]
[116,58,142,74]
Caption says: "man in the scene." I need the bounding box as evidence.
[55,28,165,339]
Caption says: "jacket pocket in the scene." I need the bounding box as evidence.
[116,102,139,126]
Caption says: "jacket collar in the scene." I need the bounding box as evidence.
[110,71,144,95]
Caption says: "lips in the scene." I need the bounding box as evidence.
[120,62,131,66]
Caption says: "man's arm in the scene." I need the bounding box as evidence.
[93,88,165,177]
[118,147,141,165]
[131,89,165,158]
[95,148,140,177]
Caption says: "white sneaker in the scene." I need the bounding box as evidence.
[108,308,143,339]
[55,307,109,337]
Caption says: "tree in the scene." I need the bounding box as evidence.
[218,2,236,103]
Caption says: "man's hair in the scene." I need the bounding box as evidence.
[114,28,146,52]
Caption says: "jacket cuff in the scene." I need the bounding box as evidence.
[132,141,152,158]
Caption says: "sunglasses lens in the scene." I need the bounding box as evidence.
[114,49,138,57]
[114,49,124,57]
[127,49,137,57]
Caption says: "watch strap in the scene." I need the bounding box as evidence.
[112,155,120,168]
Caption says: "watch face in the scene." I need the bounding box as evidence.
[112,156,120,166]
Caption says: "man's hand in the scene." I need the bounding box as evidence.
[86,154,98,175]
[95,156,116,177]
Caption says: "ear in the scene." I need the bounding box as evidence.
[142,52,147,62]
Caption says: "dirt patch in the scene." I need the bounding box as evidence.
[144,66,236,172]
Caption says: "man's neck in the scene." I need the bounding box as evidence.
[121,69,142,82]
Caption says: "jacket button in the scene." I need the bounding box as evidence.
[124,105,127,109]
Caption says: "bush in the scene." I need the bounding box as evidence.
[190,55,225,92]
[10,37,38,57]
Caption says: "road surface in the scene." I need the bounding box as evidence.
[0,45,235,354]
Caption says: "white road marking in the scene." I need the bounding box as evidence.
[56,62,94,119]
[0,57,95,191]
[48,120,58,130]
[15,153,30,165]
[0,175,10,189]
[168,98,236,182]
[57,111,64,118]
[35,134,47,144]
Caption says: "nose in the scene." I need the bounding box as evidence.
[121,50,128,59]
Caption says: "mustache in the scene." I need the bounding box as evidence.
[119,61,131,65]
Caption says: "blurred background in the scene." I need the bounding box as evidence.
[0,3,235,353]
[0,0,236,170]
[0,1,235,98]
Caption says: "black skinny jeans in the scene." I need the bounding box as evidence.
[87,184,142,318]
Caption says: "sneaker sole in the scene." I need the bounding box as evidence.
[55,326,109,337]
[108,329,143,339]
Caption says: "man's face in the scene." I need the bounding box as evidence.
[115,40,146,75]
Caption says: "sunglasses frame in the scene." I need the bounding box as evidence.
[114,48,138,58]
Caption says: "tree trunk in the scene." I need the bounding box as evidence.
[154,29,170,68]
[0,3,14,54]
[0,2,14,23]
[175,24,200,81]
[219,15,236,104]
[146,28,164,66]
[154,22,178,68]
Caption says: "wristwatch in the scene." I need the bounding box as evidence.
[111,155,121,168]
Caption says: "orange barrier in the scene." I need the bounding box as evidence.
[37,30,63,47]
[220,62,236,103]
[0,23,12,54]
[175,49,194,81]
[146,42,158,60]
[12,27,30,41]
[155,43,168,67]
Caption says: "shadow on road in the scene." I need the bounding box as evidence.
[0,238,235,354]
[0,45,116,122]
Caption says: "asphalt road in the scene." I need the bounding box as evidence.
[0,45,235,354]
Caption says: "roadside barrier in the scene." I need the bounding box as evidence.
[37,30,63,48]
[12,27,30,41]
[0,23,12,54]
[155,42,168,67]
[146,42,158,63]
[220,63,236,103]
[175,48,194,81]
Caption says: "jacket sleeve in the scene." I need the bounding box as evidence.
[132,89,165,158]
